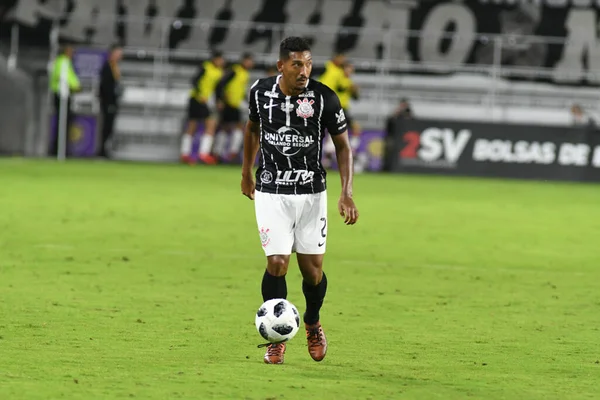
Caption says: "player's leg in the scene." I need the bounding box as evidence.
[181,98,200,164]
[198,104,218,164]
[345,109,361,153]
[214,105,239,162]
[49,94,61,156]
[346,111,367,173]
[294,192,329,361]
[322,133,336,168]
[213,122,231,161]
[254,191,295,364]
[227,108,245,161]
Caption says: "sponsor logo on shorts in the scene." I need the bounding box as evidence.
[260,170,273,184]
[260,227,270,247]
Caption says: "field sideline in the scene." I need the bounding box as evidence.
[1,158,599,400]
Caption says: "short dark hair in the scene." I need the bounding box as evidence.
[279,36,310,60]
[241,52,253,60]
[211,50,224,59]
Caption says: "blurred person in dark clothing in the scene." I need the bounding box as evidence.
[98,44,123,158]
[383,98,414,171]
[386,98,413,135]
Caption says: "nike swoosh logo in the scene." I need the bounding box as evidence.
[263,104,278,109]
[318,242,325,247]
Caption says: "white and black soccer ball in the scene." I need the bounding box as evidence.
[255,298,301,343]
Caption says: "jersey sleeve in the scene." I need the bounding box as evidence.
[248,79,260,123]
[322,88,347,136]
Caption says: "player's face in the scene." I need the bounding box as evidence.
[278,51,312,92]
[213,56,225,69]
[111,48,123,62]
[242,57,254,70]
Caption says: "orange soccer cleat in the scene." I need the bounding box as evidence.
[264,342,286,364]
[305,322,327,362]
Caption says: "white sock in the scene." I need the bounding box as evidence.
[180,134,192,156]
[213,130,228,157]
[350,135,360,151]
[229,129,244,155]
[199,134,214,156]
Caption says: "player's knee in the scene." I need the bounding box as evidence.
[300,265,323,286]
[267,255,289,276]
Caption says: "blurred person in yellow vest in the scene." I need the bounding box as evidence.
[213,53,254,162]
[180,51,225,165]
[318,53,346,94]
[321,60,362,170]
[49,44,81,157]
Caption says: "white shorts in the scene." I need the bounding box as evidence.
[255,190,328,256]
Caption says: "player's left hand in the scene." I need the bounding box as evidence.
[338,195,358,225]
[241,174,256,200]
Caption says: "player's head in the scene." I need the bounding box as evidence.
[241,52,254,70]
[332,53,346,67]
[277,36,312,92]
[109,44,123,62]
[211,50,226,69]
[61,44,74,58]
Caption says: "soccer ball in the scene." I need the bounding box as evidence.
[255,298,301,343]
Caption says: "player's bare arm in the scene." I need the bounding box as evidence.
[241,119,260,200]
[331,131,359,225]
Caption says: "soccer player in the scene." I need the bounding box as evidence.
[213,53,254,162]
[49,44,81,157]
[241,37,359,364]
[180,51,225,165]
[322,61,361,168]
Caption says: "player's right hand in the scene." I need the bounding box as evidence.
[241,175,255,200]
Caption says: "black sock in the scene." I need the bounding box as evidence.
[261,270,287,301]
[302,272,328,325]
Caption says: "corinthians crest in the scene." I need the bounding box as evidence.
[296,98,315,119]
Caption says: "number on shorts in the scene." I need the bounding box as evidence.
[320,217,327,238]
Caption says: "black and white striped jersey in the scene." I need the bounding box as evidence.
[248,75,347,195]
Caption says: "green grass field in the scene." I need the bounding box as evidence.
[1,158,600,400]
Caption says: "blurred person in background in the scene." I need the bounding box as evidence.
[570,104,591,126]
[321,60,361,169]
[386,97,413,132]
[98,44,124,158]
[180,51,225,165]
[319,53,346,90]
[213,52,254,162]
[49,44,81,157]
[383,98,414,172]
[318,53,345,168]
